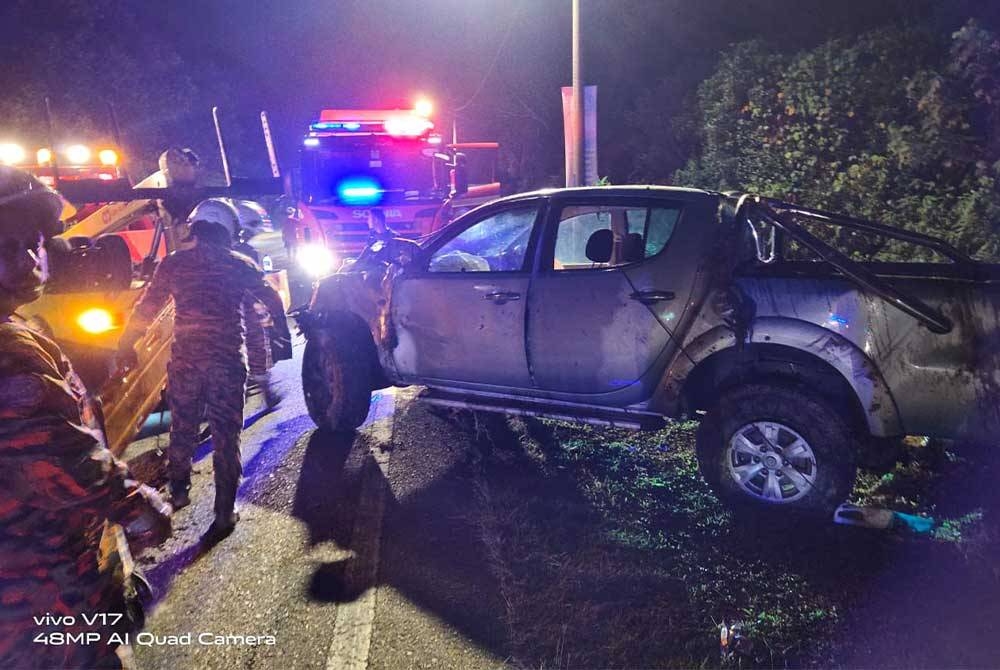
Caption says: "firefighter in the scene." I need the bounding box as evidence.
[230,216,285,410]
[366,207,397,245]
[114,200,286,538]
[355,207,417,269]
[0,166,171,669]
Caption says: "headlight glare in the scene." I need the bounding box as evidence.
[98,149,119,166]
[77,308,115,334]
[296,243,337,278]
[0,143,27,165]
[65,144,91,165]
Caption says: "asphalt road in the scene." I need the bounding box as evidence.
[128,334,511,670]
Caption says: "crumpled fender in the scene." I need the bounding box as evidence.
[655,317,903,436]
[294,269,399,385]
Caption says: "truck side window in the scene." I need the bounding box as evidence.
[552,205,679,271]
[428,206,537,273]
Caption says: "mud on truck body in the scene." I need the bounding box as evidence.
[295,186,1000,517]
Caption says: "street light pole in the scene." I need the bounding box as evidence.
[570,0,584,187]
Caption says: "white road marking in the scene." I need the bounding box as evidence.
[326,389,395,670]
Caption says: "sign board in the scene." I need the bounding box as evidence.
[561,85,598,186]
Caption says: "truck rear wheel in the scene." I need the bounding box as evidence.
[695,384,858,518]
[302,324,372,433]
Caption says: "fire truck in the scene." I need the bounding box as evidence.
[292,100,502,277]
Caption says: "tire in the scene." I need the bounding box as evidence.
[302,319,373,432]
[696,383,858,518]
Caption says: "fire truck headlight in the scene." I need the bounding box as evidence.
[77,308,115,334]
[65,144,92,165]
[98,149,119,166]
[0,143,27,165]
[36,148,53,165]
[297,243,337,278]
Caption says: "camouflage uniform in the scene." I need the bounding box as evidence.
[118,243,285,520]
[231,242,272,381]
[0,317,162,669]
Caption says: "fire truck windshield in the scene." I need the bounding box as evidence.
[301,135,439,206]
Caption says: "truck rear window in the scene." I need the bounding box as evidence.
[552,204,680,270]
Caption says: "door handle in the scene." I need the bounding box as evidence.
[630,290,675,304]
[483,291,521,304]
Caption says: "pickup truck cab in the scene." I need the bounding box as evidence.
[297,186,1000,516]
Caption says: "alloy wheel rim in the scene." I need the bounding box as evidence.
[725,421,817,503]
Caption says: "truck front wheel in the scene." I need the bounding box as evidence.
[696,384,858,518]
[302,325,372,433]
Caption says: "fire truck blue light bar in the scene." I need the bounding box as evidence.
[338,176,383,205]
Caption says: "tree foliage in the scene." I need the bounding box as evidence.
[674,21,1000,260]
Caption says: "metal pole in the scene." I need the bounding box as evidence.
[571,0,583,187]
[106,100,131,185]
[43,97,61,190]
[212,106,232,186]
[260,111,281,178]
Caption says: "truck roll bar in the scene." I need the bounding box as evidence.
[739,197,954,334]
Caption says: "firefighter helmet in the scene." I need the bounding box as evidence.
[185,198,240,246]
[232,199,270,239]
[0,165,65,237]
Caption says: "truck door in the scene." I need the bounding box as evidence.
[527,197,694,399]
[391,202,542,388]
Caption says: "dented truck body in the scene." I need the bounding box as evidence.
[299,186,1000,515]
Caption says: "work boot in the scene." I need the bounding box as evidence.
[262,379,282,410]
[251,373,282,410]
[204,509,240,541]
[169,479,191,511]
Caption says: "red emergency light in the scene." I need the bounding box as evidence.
[383,115,433,138]
[311,109,435,139]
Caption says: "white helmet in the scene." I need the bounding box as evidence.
[232,199,271,237]
[185,198,240,243]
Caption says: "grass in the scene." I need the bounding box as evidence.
[458,414,1000,669]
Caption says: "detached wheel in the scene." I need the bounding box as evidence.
[302,322,372,432]
[696,384,858,518]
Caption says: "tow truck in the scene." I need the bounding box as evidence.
[2,108,287,454]
[291,99,503,278]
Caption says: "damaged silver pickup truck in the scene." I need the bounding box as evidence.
[294,186,1000,517]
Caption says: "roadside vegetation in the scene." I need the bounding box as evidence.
[460,413,1000,669]
[667,21,1000,261]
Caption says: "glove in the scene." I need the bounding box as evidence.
[124,485,173,553]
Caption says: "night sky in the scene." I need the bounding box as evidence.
[4,0,999,182]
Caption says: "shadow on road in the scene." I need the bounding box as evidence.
[238,400,512,660]
[143,414,319,604]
